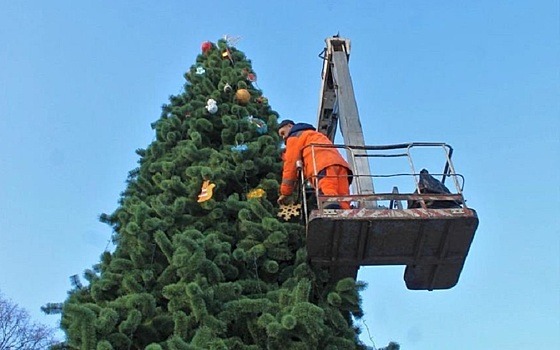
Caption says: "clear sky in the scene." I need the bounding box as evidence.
[1,1,558,349]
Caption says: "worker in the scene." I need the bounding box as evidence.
[277,119,352,209]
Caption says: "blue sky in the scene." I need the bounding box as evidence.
[1,1,558,349]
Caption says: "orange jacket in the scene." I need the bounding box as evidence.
[280,123,351,196]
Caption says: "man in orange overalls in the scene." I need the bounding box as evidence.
[277,120,352,209]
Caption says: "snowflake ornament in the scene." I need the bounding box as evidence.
[277,203,302,221]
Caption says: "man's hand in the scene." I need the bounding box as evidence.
[277,195,289,205]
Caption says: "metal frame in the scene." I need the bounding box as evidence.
[299,142,467,219]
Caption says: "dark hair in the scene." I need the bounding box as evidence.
[278,119,295,129]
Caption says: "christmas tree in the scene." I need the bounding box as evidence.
[53,38,369,349]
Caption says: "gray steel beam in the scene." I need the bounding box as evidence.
[316,47,338,140]
[316,37,376,207]
[329,47,376,204]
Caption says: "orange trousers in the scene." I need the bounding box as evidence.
[317,165,351,209]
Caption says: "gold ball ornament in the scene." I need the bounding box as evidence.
[235,88,251,105]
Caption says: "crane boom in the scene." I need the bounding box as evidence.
[316,37,375,205]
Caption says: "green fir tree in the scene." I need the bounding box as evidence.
[54,38,369,350]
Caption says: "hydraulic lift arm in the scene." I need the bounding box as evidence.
[316,37,375,205]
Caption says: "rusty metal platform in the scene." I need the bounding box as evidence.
[306,207,479,290]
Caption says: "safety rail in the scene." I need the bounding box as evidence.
[300,142,469,212]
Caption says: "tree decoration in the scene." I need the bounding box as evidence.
[223,34,242,46]
[201,41,213,54]
[206,99,218,114]
[235,88,251,105]
[231,144,248,152]
[247,73,256,82]
[197,180,216,203]
[256,96,268,105]
[243,68,257,82]
[247,188,266,199]
[223,83,232,93]
[246,116,268,134]
[277,203,302,221]
[221,48,233,64]
[196,66,206,75]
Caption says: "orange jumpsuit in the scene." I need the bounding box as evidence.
[280,123,352,209]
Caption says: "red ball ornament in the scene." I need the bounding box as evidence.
[201,41,212,54]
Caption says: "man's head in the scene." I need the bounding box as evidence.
[278,119,295,141]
